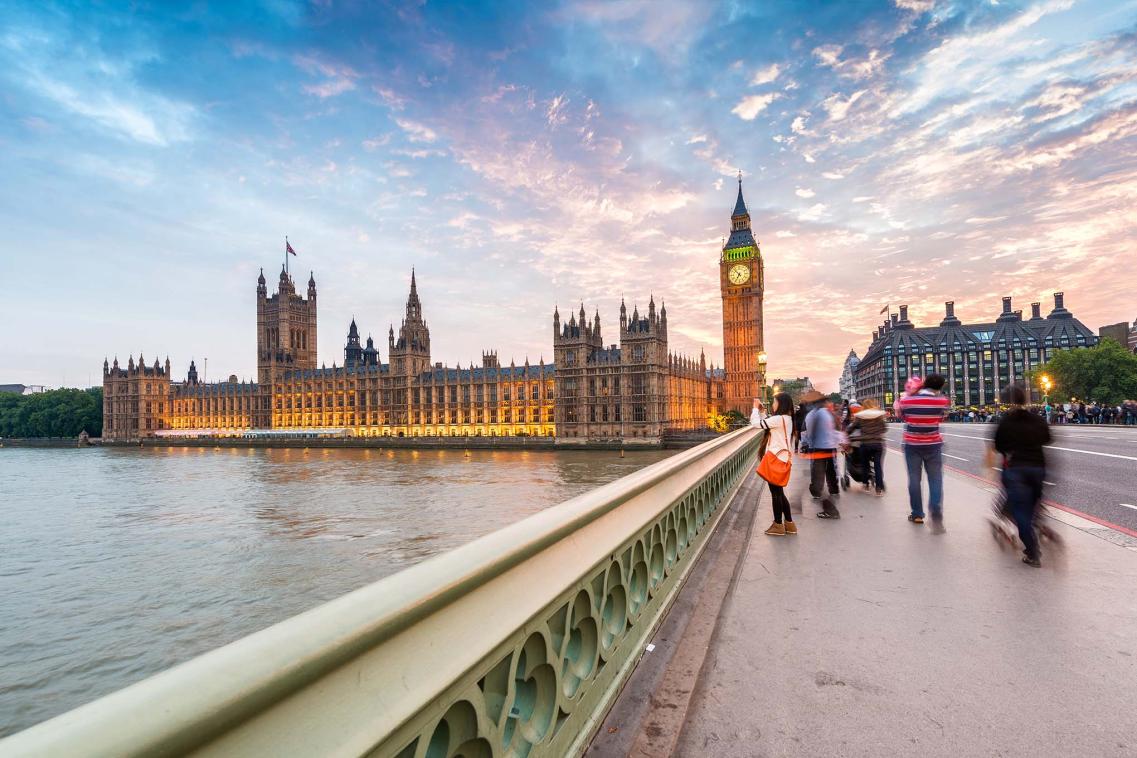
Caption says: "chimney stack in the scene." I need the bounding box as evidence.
[1031,302,1041,319]
[945,301,955,319]
[1002,296,1012,314]
[1054,292,1064,310]
[899,305,909,322]
[890,313,898,326]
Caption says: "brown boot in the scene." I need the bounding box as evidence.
[764,522,786,536]
[784,521,798,535]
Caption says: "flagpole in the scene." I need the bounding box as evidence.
[285,236,289,277]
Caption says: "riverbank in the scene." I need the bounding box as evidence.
[3,433,724,450]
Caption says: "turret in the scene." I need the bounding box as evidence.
[103,357,109,375]
[619,298,627,330]
[257,268,267,298]
[553,305,561,339]
[308,271,316,300]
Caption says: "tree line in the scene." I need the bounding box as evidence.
[0,388,102,438]
[1030,338,1137,405]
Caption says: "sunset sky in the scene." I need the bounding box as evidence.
[2,0,1136,389]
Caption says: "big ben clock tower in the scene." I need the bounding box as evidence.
[720,174,765,415]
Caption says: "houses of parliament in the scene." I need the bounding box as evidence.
[102,182,767,443]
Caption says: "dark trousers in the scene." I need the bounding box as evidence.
[809,453,839,510]
[860,442,884,492]
[768,482,792,523]
[1003,466,1045,560]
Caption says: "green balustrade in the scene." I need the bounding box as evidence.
[0,427,762,758]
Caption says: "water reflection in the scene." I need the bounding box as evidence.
[0,445,673,736]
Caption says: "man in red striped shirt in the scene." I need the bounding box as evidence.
[898,373,951,532]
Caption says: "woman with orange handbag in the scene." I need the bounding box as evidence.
[751,393,796,536]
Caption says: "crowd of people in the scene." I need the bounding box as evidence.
[750,373,1066,567]
[928,401,1137,425]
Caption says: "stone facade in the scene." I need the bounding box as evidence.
[103,185,748,442]
[720,177,766,414]
[854,295,1097,408]
[1099,319,1137,353]
[838,350,860,402]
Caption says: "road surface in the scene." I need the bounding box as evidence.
[882,422,1137,533]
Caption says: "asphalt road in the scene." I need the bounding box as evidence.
[881,422,1137,533]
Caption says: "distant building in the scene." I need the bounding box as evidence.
[838,350,860,402]
[1099,319,1137,353]
[0,384,46,395]
[854,294,1097,408]
[771,377,814,401]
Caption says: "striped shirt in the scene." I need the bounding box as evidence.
[898,390,950,445]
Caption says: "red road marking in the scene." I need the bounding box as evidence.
[885,445,1137,539]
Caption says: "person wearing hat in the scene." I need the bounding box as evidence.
[800,389,841,518]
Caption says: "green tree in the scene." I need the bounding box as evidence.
[1030,339,1137,405]
[0,388,103,438]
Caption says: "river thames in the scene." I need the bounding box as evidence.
[0,445,674,737]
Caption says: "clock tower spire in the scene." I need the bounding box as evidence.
[720,175,765,415]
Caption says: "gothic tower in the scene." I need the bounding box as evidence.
[389,269,431,377]
[257,266,318,385]
[720,175,765,414]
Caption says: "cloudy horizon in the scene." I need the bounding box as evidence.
[2,0,1136,390]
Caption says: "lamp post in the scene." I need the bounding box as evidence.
[1040,374,1052,423]
[757,350,769,406]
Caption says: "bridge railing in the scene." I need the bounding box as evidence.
[0,426,762,758]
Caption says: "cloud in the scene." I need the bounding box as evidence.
[750,63,782,86]
[812,45,887,80]
[822,90,866,122]
[731,93,778,120]
[687,134,708,144]
[894,0,935,11]
[394,118,438,143]
[795,187,816,198]
[303,78,355,98]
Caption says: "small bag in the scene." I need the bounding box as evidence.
[757,449,791,487]
[756,416,792,487]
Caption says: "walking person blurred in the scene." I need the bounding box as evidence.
[801,390,841,519]
[850,399,887,496]
[899,373,950,532]
[988,384,1051,567]
[751,394,796,536]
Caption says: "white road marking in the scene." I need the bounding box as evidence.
[1047,446,1137,462]
[1120,503,1137,511]
[1044,481,1056,486]
[944,453,968,461]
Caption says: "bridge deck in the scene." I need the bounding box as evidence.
[610,458,1137,757]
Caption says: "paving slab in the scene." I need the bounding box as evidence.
[674,458,1137,758]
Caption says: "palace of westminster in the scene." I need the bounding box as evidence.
[102,183,768,443]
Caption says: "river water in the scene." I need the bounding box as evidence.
[0,446,674,737]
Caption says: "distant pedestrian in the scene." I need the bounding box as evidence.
[752,394,796,536]
[850,399,887,496]
[899,373,950,532]
[989,384,1052,567]
[801,390,841,519]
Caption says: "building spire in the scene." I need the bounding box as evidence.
[732,172,748,217]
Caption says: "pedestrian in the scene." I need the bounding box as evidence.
[752,394,796,536]
[899,372,951,533]
[801,390,841,519]
[850,399,887,496]
[988,384,1052,567]
[792,401,808,452]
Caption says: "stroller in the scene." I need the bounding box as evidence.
[989,491,1064,552]
[840,440,868,490]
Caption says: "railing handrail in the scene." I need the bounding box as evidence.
[0,426,760,757]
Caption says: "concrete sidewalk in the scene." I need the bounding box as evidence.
[673,457,1137,757]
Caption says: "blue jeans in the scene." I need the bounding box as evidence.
[860,442,884,492]
[905,444,943,519]
[1003,466,1044,560]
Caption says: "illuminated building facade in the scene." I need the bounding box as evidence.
[103,185,747,442]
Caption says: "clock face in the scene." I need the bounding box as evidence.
[728,263,750,285]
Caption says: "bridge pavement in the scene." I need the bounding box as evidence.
[598,455,1137,757]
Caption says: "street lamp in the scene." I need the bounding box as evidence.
[1040,374,1052,422]
[757,350,769,406]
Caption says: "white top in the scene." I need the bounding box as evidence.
[752,412,793,460]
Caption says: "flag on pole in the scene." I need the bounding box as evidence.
[286,240,297,256]
[879,304,889,315]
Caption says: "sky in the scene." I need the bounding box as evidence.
[2,0,1136,390]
